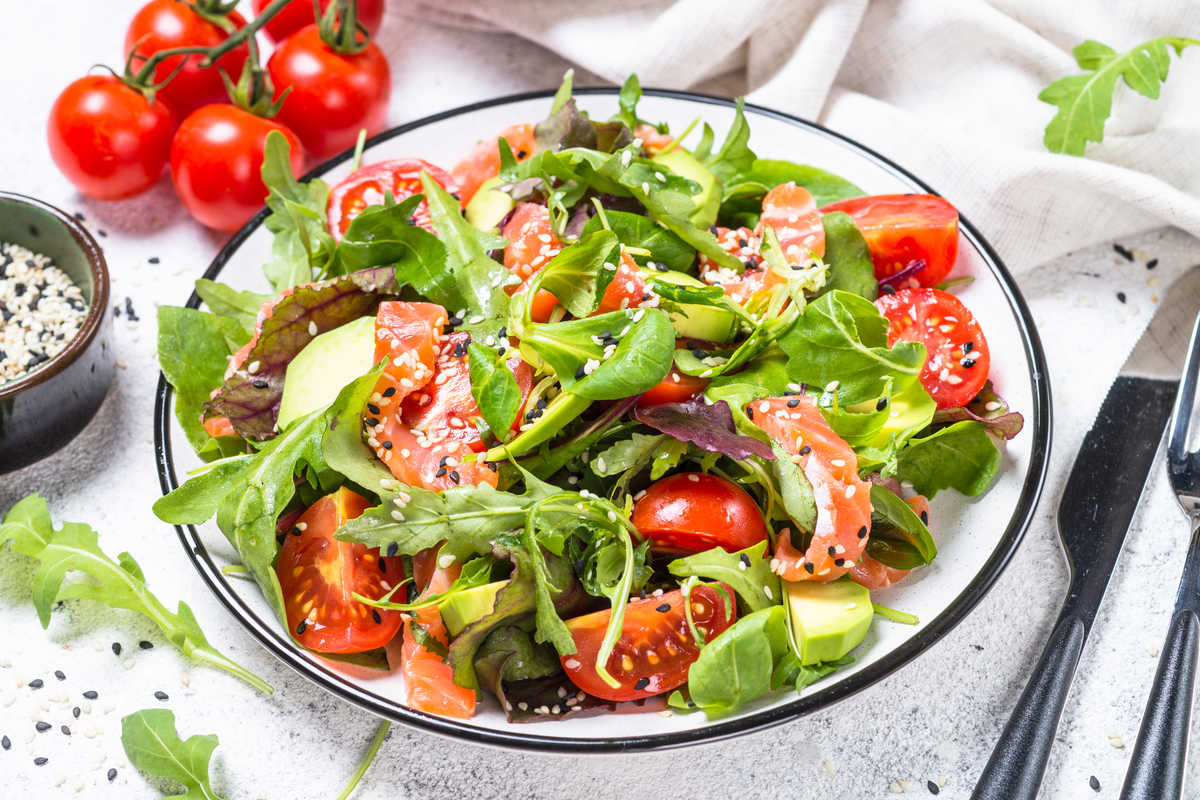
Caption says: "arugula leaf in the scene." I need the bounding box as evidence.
[581,210,695,272]
[892,420,1001,498]
[668,541,780,612]
[866,484,936,568]
[321,364,394,494]
[780,290,926,405]
[589,432,668,477]
[3,494,270,693]
[260,131,334,292]
[205,267,396,440]
[702,98,757,184]
[193,279,270,338]
[615,73,643,131]
[819,212,876,300]
[157,307,247,451]
[521,308,675,400]
[467,343,522,439]
[121,710,227,800]
[633,398,775,460]
[1039,37,1200,155]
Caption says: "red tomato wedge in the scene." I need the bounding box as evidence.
[276,487,403,653]
[820,194,959,288]
[875,288,990,409]
[399,561,477,719]
[749,396,873,582]
[450,123,536,205]
[636,366,710,407]
[560,584,736,702]
[631,473,768,554]
[327,159,458,241]
[849,495,929,590]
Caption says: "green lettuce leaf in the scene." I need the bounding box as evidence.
[819,211,876,300]
[157,307,247,451]
[892,420,1001,498]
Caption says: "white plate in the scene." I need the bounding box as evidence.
[154,88,1051,751]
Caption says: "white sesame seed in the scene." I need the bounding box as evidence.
[308,320,318,336]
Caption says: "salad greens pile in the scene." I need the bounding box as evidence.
[153,73,1020,722]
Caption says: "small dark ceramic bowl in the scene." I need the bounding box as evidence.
[0,192,113,474]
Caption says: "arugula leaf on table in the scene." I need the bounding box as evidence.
[3,494,271,693]
[668,540,780,613]
[865,484,937,569]
[582,210,696,270]
[633,397,775,460]
[819,211,877,300]
[467,343,523,439]
[891,420,1002,498]
[1039,37,1200,155]
[121,709,228,800]
[260,131,335,292]
[780,289,926,405]
[193,279,271,338]
[157,307,248,452]
[701,98,757,184]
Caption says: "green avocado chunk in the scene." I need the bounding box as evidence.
[652,149,721,228]
[277,315,376,430]
[465,177,514,233]
[785,577,872,665]
[440,580,507,637]
[644,268,739,343]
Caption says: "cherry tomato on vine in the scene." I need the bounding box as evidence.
[124,0,249,117]
[560,584,737,702]
[326,159,457,240]
[631,473,769,554]
[875,287,990,408]
[170,105,304,231]
[47,75,175,200]
[252,0,385,43]
[267,24,391,161]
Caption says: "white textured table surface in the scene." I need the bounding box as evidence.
[3,3,1199,798]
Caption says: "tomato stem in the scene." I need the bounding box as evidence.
[318,0,371,55]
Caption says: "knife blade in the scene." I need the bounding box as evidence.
[973,266,1200,800]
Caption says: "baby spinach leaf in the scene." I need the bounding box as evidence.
[1039,37,1200,155]
[702,98,757,184]
[892,420,1001,498]
[819,211,876,300]
[121,709,227,800]
[773,651,855,693]
[260,131,334,292]
[4,494,270,693]
[669,605,788,716]
[633,397,775,460]
[780,290,925,405]
[815,388,891,448]
[768,442,818,535]
[157,307,248,452]
[193,279,271,338]
[868,484,936,565]
[581,210,695,271]
[529,229,619,318]
[721,158,865,218]
[667,540,780,613]
[467,343,522,439]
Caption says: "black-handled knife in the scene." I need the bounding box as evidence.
[972,267,1200,800]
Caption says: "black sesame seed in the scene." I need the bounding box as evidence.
[60,725,70,736]
[112,642,122,656]
[1113,243,1133,261]
[828,546,837,557]
[857,526,868,539]
[378,557,387,573]
[803,562,815,574]
[28,679,43,689]
[739,553,751,568]
[961,358,976,368]
[487,461,499,472]
[656,603,671,613]
[708,225,719,235]
[365,417,380,427]
[73,212,85,221]
[252,379,269,389]
[82,690,98,700]
[746,406,754,421]
[1116,291,1127,303]
[1089,775,1100,791]
[367,403,381,415]
[53,670,65,681]
[927,780,940,795]
[690,347,708,359]
[371,610,382,624]
[920,510,929,524]
[148,256,160,264]
[382,386,396,398]
[449,471,460,484]
[97,229,108,238]
[107,768,118,782]
[798,445,812,456]
[387,542,399,557]
[139,640,153,650]
[381,440,393,450]
[434,467,447,478]
[1147,258,1159,270]
[517,150,528,159]
[575,364,587,379]
[28,224,39,237]
[296,620,307,634]
[154,691,169,701]
[634,677,650,690]
[742,258,757,271]
[834,558,846,567]
[962,341,974,353]
[124,297,138,321]
[72,707,80,719]
[787,397,802,408]
[34,757,48,766]
[0,735,8,750]
[35,722,50,732]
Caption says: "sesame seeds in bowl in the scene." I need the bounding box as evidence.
[0,242,90,386]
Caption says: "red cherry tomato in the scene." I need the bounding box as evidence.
[124,0,249,118]
[449,123,536,205]
[252,0,385,43]
[169,105,304,232]
[637,367,710,407]
[276,487,404,653]
[819,194,959,288]
[267,24,391,161]
[326,159,458,240]
[47,76,175,200]
[875,287,990,408]
[560,584,736,702]
[631,473,768,554]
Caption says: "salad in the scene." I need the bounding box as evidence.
[154,73,1023,722]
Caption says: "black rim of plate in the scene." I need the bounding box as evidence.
[154,86,1053,753]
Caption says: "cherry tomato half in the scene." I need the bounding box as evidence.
[169,105,305,231]
[819,194,959,288]
[632,473,768,554]
[276,487,404,653]
[253,0,385,43]
[560,583,736,702]
[47,76,175,200]
[875,287,990,408]
[637,367,710,407]
[124,0,249,117]
[326,159,458,240]
[267,24,391,161]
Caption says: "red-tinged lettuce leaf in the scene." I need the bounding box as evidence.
[633,398,775,460]
[206,267,397,440]
[932,381,1024,441]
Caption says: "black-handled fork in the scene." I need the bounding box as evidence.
[1120,311,1200,800]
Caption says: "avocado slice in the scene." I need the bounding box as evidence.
[465,177,514,233]
[277,315,376,430]
[645,268,739,343]
[652,149,721,229]
[440,580,506,636]
[785,577,872,665]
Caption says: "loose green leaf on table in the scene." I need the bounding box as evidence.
[121,709,228,800]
